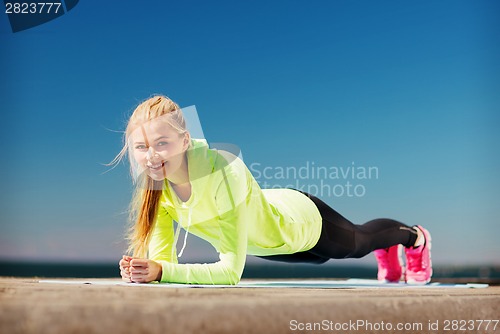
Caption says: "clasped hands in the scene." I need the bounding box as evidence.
[119,255,162,283]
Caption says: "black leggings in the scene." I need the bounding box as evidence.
[258,190,418,264]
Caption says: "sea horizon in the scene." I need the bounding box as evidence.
[1,260,498,284]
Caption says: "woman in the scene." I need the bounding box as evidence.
[114,95,432,285]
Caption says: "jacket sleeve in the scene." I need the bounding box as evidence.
[148,204,178,264]
[156,159,250,285]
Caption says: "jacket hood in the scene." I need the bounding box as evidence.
[161,138,234,258]
[161,138,215,207]
[161,138,242,207]
[160,138,243,258]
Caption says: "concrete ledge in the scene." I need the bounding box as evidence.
[1,278,499,334]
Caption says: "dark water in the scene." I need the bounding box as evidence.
[1,261,499,283]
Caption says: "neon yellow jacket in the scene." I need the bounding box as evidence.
[148,138,322,284]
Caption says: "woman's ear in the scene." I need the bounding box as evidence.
[183,132,191,150]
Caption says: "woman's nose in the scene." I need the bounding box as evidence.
[146,147,157,160]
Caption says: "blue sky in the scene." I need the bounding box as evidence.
[1,0,498,266]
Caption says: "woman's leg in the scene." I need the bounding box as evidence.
[257,189,431,283]
[296,190,419,260]
[256,252,329,264]
[257,189,418,265]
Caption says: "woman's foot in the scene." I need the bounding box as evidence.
[405,225,433,284]
[374,245,404,283]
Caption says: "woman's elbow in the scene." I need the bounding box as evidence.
[220,268,241,285]
[228,273,241,285]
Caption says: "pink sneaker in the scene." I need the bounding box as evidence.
[374,245,404,283]
[405,225,432,284]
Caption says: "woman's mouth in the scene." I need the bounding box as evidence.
[147,162,166,170]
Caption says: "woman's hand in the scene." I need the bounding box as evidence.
[119,255,133,282]
[119,256,162,283]
[129,258,163,283]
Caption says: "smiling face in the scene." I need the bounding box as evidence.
[130,117,190,182]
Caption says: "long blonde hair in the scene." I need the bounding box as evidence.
[110,95,189,257]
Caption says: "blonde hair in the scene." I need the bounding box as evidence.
[110,95,189,258]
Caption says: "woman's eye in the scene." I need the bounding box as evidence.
[157,141,169,146]
[135,145,147,150]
